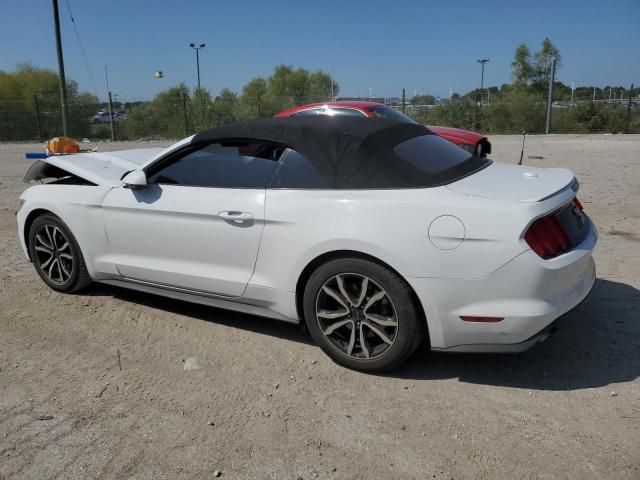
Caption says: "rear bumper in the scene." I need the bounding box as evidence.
[407,222,597,351]
[431,275,595,353]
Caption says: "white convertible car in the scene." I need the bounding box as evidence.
[17,117,597,371]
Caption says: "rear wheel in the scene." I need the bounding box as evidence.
[303,258,425,372]
[28,214,92,293]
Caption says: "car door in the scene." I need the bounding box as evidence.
[101,140,281,297]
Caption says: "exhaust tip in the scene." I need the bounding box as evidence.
[538,326,559,344]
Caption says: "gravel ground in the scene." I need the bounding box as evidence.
[0,135,639,479]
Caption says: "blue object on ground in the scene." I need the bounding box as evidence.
[25,152,49,159]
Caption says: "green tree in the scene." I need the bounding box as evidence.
[211,88,238,126]
[532,38,562,86]
[511,43,534,85]
[307,70,337,103]
[190,88,216,132]
[124,84,191,139]
[262,65,338,113]
[411,94,436,105]
[238,77,268,118]
[410,100,474,130]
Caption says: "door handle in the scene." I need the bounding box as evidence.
[218,211,254,224]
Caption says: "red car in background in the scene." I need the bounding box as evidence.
[275,101,491,157]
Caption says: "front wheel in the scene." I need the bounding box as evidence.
[28,213,92,293]
[303,258,425,372]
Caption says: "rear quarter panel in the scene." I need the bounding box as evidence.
[253,187,564,293]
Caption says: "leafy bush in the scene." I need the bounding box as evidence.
[409,89,639,135]
[412,101,474,129]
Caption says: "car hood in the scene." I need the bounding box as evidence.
[23,148,165,186]
[446,161,576,203]
[427,125,485,144]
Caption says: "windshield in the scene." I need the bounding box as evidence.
[364,105,417,124]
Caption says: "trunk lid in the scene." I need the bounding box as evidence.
[446,161,575,203]
[24,148,164,186]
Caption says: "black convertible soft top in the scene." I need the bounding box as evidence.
[191,116,489,189]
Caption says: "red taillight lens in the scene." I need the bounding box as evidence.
[573,197,583,210]
[525,214,571,259]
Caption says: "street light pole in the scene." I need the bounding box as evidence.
[189,43,206,90]
[475,58,489,130]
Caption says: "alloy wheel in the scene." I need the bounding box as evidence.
[315,273,399,359]
[33,224,74,285]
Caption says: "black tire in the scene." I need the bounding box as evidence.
[28,213,92,293]
[303,258,425,372]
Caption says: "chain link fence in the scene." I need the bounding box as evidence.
[1,91,639,143]
[406,93,640,135]
[0,91,104,142]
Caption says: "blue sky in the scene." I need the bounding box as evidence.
[1,0,638,102]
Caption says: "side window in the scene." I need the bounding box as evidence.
[295,108,322,117]
[147,141,282,189]
[269,149,333,189]
[294,107,366,117]
[330,108,367,117]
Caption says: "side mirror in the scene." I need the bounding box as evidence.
[122,169,147,189]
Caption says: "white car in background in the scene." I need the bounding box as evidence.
[17,117,597,372]
[91,111,111,123]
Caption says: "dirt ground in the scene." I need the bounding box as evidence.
[1,135,639,480]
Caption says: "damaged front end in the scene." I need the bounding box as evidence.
[23,160,97,186]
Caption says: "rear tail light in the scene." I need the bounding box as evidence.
[573,197,583,210]
[525,197,584,259]
[525,216,571,258]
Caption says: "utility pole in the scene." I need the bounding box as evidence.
[545,57,557,134]
[105,66,115,141]
[627,83,634,133]
[182,92,189,135]
[107,91,116,141]
[52,0,68,136]
[189,43,205,90]
[571,82,575,103]
[330,73,334,102]
[34,94,43,141]
[257,90,262,117]
[592,86,596,101]
[401,88,406,114]
[475,59,489,130]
